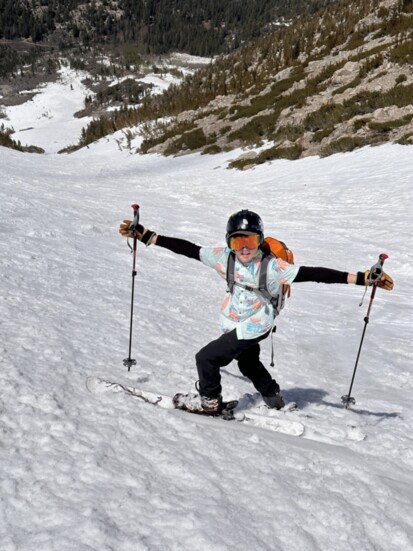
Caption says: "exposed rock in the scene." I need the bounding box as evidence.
[233,151,258,162]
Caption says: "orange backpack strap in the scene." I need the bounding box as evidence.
[262,237,293,301]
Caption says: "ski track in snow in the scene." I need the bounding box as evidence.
[1,68,413,551]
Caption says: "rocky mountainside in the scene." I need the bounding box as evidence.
[1,0,412,165]
[134,0,412,167]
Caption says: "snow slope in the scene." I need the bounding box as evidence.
[3,66,93,154]
[1,68,413,551]
[3,60,199,154]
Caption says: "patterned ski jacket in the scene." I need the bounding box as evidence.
[200,246,298,339]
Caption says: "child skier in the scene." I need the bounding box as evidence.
[119,210,393,413]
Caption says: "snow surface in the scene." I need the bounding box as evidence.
[3,62,191,154]
[3,66,94,154]
[1,68,413,551]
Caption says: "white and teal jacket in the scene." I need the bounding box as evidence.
[199,246,299,339]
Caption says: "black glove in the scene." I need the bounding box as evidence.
[355,270,394,290]
[119,220,157,246]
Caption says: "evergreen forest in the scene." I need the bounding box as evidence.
[0,0,339,56]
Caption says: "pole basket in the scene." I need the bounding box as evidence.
[123,358,137,371]
[341,395,356,408]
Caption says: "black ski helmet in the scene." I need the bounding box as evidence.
[226,210,264,245]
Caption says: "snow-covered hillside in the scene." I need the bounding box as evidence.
[1,67,412,551]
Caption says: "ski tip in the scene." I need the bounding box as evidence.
[85,376,102,393]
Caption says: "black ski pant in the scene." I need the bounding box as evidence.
[195,329,279,398]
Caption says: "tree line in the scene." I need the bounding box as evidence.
[0,0,339,56]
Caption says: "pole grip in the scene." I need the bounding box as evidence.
[369,253,389,284]
[131,203,140,229]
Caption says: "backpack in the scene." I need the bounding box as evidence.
[226,237,294,317]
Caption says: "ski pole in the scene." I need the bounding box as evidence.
[341,253,389,408]
[123,203,140,371]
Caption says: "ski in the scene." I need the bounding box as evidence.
[86,377,305,437]
[86,376,174,408]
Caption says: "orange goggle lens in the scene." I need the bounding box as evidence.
[229,234,261,251]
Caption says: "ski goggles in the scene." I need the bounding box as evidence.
[228,234,261,251]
